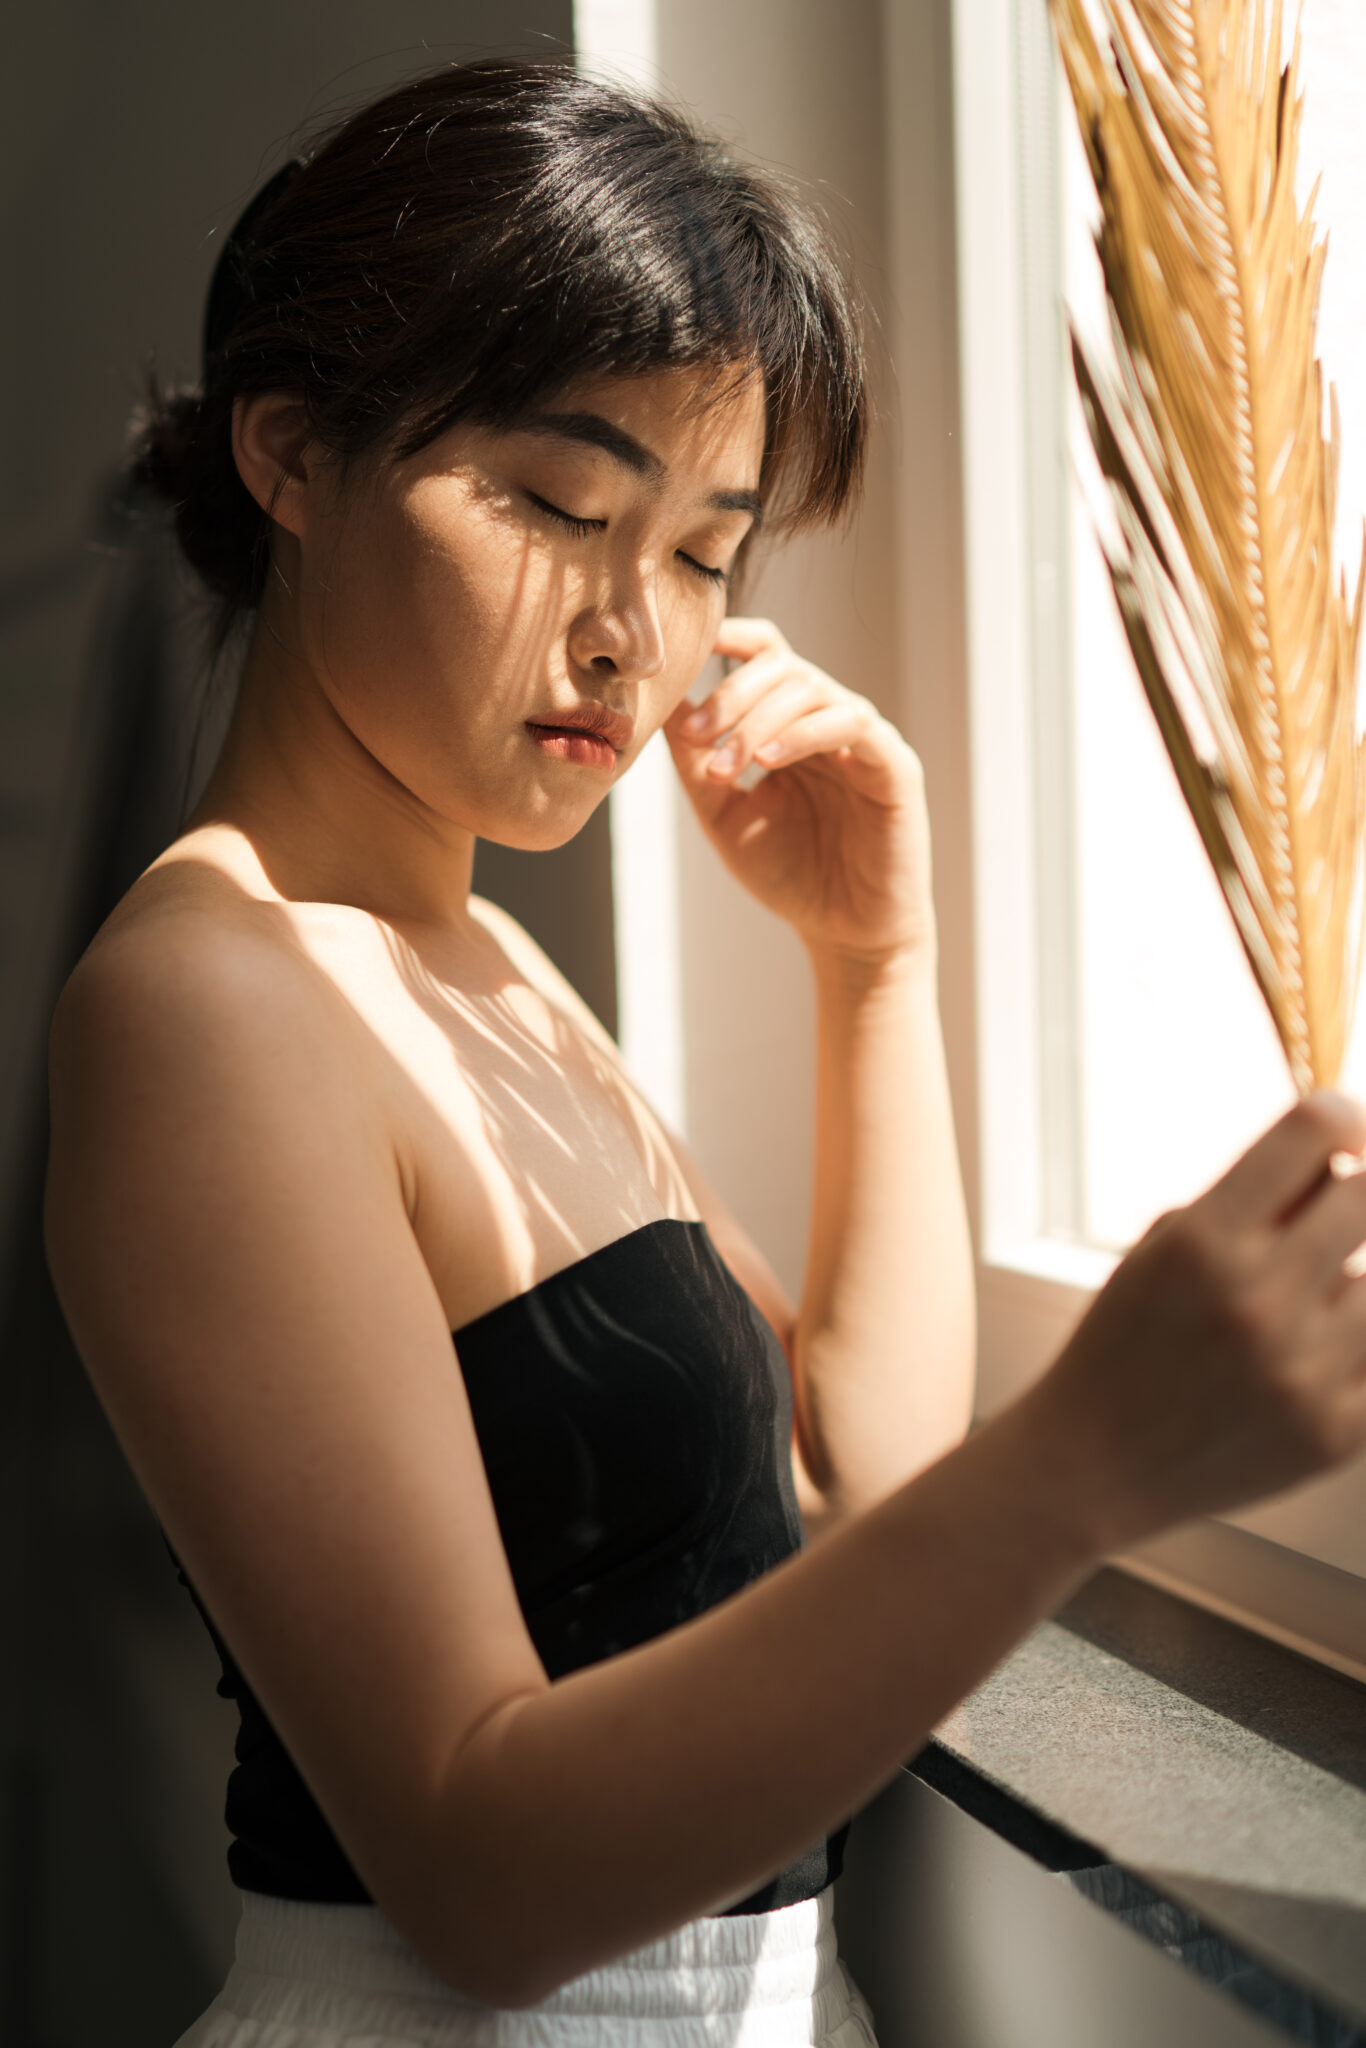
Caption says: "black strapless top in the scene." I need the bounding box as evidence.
[169,1217,849,1914]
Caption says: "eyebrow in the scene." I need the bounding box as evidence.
[520,409,764,524]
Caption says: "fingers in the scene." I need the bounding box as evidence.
[703,678,834,781]
[1197,1090,1366,1236]
[1039,1090,1366,1546]
[679,651,818,745]
[677,618,874,785]
[681,642,830,742]
[1193,1089,1366,1390]
[1275,1156,1366,1302]
[752,703,887,774]
[711,615,790,664]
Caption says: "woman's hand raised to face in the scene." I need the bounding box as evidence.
[663,616,935,964]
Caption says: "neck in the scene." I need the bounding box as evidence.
[188,603,479,935]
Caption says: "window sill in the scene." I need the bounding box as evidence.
[974,1244,1366,1684]
[982,1237,1120,1295]
[924,1565,1366,2032]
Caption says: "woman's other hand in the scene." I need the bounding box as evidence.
[663,616,934,963]
[1014,1089,1366,1554]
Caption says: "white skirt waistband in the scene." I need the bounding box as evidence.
[173,1884,880,2047]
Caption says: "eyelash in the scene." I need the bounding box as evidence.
[526,492,728,588]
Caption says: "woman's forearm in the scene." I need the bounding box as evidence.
[792,935,976,1512]
[413,1395,1099,2004]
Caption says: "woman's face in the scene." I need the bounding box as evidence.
[274,365,767,851]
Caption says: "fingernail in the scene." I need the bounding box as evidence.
[708,742,738,776]
[756,739,784,762]
[681,708,709,736]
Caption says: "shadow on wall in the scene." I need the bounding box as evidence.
[0,8,616,2042]
[0,484,614,2048]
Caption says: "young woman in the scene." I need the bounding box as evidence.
[43,57,1366,2048]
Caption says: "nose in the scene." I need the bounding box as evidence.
[566,559,666,684]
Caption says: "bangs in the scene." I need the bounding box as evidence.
[233,64,865,534]
[137,59,868,617]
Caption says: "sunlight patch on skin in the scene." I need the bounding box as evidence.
[363,920,699,1310]
[170,368,763,1321]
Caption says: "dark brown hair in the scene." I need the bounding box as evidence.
[131,58,867,625]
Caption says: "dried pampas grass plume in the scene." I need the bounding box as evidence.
[1050,0,1366,1092]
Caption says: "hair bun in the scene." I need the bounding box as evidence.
[128,378,266,611]
[122,157,307,620]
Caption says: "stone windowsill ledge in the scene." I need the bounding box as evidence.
[921,1566,1366,2034]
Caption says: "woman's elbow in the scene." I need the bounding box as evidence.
[395,1900,575,2011]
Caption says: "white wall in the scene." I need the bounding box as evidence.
[662,2,900,1302]
[584,0,907,1298]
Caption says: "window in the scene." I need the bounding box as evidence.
[948,0,1366,1678]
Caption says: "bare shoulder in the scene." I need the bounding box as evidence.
[57,845,332,1023]
[43,857,548,1992]
[45,855,397,1383]
[51,853,368,1149]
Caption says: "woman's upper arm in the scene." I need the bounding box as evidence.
[44,916,546,1971]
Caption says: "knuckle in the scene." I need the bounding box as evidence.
[1294,1101,1333,1153]
[1151,1207,1222,1288]
[826,683,868,720]
[1139,1204,1182,1242]
[1292,1091,1346,1148]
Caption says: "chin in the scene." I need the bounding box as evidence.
[474,795,606,855]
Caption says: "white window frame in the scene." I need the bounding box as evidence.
[934,0,1366,1684]
[584,0,1366,1679]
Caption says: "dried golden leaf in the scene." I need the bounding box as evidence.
[1051,0,1366,1090]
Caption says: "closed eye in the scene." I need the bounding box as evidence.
[525,490,604,538]
[526,491,728,587]
[678,552,728,587]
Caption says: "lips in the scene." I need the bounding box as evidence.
[525,726,618,771]
[524,702,634,753]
